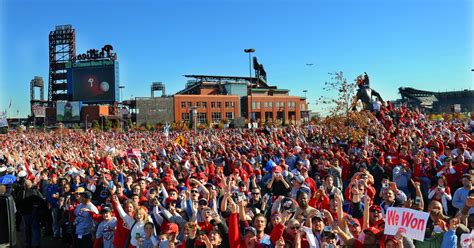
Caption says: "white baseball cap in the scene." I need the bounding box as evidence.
[18,171,27,178]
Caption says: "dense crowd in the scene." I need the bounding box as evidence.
[0,104,473,248]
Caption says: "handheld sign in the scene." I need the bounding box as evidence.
[461,231,474,248]
[175,135,186,147]
[384,207,429,241]
[127,149,141,158]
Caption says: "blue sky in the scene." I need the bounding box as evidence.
[0,0,472,117]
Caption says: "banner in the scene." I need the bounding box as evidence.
[0,111,7,127]
[127,149,141,158]
[384,207,429,241]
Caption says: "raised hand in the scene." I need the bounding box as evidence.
[111,194,119,204]
[228,198,238,214]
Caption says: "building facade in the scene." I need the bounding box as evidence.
[135,97,174,125]
[173,75,309,125]
[243,88,308,124]
[173,94,240,124]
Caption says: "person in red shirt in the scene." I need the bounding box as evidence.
[111,198,136,248]
[428,175,452,215]
[368,205,383,227]
[308,189,330,211]
[454,155,469,181]
[300,164,317,196]
[436,158,457,187]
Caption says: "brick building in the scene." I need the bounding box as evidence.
[173,94,240,124]
[244,88,308,123]
[172,75,309,125]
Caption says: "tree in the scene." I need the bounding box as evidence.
[104,119,113,131]
[316,72,372,143]
[317,71,358,116]
[145,123,154,131]
[92,120,100,131]
[113,120,120,129]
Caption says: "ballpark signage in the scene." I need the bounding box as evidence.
[384,207,429,241]
[72,44,117,62]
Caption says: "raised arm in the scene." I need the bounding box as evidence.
[228,199,241,248]
[111,195,133,225]
[362,193,370,230]
[335,193,345,229]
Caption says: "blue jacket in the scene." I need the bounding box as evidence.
[441,229,457,248]
[46,184,60,208]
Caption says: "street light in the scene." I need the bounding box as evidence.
[303,90,308,122]
[190,106,198,131]
[244,48,255,121]
[118,85,125,131]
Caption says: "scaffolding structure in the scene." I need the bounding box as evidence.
[48,25,76,104]
[151,82,166,97]
[30,76,44,103]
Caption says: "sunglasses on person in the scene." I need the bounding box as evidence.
[251,192,260,195]
[370,209,382,214]
[191,190,199,194]
[290,225,300,230]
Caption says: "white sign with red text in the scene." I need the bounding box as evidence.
[127,149,141,158]
[461,231,474,248]
[384,207,429,241]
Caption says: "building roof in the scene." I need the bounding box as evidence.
[398,87,474,109]
[178,74,277,95]
[184,75,254,82]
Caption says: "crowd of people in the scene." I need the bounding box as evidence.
[0,104,473,248]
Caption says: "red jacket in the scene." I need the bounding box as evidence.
[112,199,133,248]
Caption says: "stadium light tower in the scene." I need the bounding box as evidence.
[244,48,255,121]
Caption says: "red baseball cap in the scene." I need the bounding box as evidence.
[162,223,179,234]
[369,205,382,212]
[273,166,283,173]
[165,197,177,205]
[167,187,178,193]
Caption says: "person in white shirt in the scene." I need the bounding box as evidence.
[111,195,153,248]
[140,222,159,248]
